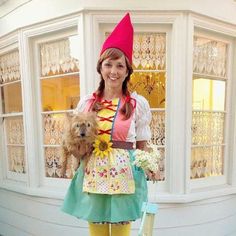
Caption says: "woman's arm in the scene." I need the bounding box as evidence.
[136,140,151,152]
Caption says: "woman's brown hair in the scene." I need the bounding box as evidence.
[91,48,134,119]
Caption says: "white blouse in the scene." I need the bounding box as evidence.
[74,92,152,143]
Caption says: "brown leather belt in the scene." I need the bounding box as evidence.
[112,141,135,150]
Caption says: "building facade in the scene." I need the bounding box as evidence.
[1,0,236,235]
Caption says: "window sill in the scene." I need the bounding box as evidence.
[1,181,236,204]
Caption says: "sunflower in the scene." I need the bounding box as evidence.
[93,136,113,158]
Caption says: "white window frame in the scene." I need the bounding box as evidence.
[14,15,82,197]
[0,11,236,202]
[184,14,236,199]
[92,12,188,202]
[0,33,28,188]
[190,30,232,190]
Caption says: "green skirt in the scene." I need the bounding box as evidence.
[61,150,147,223]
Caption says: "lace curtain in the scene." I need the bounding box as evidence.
[132,33,167,181]
[191,36,227,179]
[0,50,21,84]
[40,38,79,76]
[193,36,227,78]
[133,33,166,70]
[40,36,80,178]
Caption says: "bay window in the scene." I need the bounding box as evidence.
[0,12,235,202]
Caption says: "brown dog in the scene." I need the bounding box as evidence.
[61,112,97,178]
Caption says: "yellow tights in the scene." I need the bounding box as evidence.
[88,222,131,236]
[111,223,131,236]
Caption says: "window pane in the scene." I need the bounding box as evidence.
[0,50,21,84]
[192,111,225,146]
[156,147,165,181]
[191,146,223,178]
[40,36,79,76]
[150,110,165,145]
[4,117,25,173]
[40,35,80,179]
[133,33,166,70]
[129,72,166,109]
[45,147,63,178]
[1,50,25,176]
[1,82,23,113]
[150,111,166,181]
[192,78,225,111]
[191,35,227,180]
[5,116,24,145]
[193,36,227,78]
[7,146,25,173]
[43,113,64,145]
[131,32,167,182]
[41,75,80,111]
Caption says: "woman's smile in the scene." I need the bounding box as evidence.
[101,55,128,90]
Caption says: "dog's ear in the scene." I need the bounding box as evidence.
[88,111,96,118]
[88,112,98,124]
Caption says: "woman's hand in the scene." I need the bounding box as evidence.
[71,143,93,158]
[146,170,160,180]
[146,170,160,182]
[136,140,160,182]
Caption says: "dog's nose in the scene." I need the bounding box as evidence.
[80,132,86,137]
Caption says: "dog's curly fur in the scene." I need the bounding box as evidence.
[61,112,97,178]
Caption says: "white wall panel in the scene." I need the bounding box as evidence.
[1,189,236,236]
[1,0,236,36]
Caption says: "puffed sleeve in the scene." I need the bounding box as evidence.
[134,93,152,141]
[73,94,93,114]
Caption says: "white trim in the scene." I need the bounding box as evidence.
[224,38,233,186]
[193,73,227,81]
[0,79,21,87]
[134,69,166,73]
[21,15,79,38]
[185,14,194,194]
[167,13,188,194]
[190,175,227,190]
[0,37,27,184]
[0,112,23,118]
[191,13,236,37]
[0,32,18,52]
[192,109,226,113]
[6,171,27,182]
[1,180,236,203]
[190,28,234,191]
[40,72,80,80]
[229,39,236,187]
[152,185,236,203]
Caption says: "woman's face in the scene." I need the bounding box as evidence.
[100,55,128,91]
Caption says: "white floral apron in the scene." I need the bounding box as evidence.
[82,98,136,194]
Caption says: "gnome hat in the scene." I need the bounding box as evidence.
[100,13,134,64]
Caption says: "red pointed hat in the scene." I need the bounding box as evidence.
[100,13,134,64]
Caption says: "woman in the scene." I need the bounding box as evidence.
[61,13,158,236]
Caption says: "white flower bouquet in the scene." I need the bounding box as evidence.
[133,144,161,174]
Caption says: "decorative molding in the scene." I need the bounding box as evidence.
[191,12,236,37]
[0,31,18,53]
[21,15,79,38]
